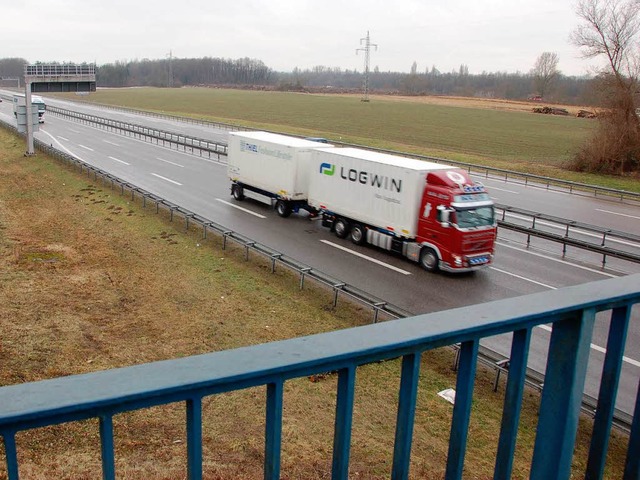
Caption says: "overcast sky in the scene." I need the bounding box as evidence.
[3,0,600,76]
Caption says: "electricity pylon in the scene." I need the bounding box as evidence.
[356,31,377,102]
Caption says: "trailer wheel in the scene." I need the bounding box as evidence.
[334,218,350,239]
[350,223,366,245]
[275,200,292,218]
[232,184,244,201]
[419,247,439,272]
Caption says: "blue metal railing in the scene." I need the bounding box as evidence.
[1,275,639,479]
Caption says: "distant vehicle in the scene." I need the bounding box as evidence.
[12,93,46,123]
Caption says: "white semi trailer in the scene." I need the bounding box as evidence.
[227,131,332,217]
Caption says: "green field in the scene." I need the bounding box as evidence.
[55,87,639,192]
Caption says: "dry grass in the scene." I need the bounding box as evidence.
[0,128,630,479]
[337,93,591,116]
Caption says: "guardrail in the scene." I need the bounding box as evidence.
[47,106,228,159]
[0,117,635,436]
[496,204,640,267]
[1,274,638,480]
[52,97,640,204]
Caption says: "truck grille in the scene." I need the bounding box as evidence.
[463,239,492,252]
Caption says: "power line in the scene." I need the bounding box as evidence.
[356,31,377,102]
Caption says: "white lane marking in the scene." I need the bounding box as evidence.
[39,130,88,162]
[103,140,120,147]
[215,198,267,218]
[58,136,69,141]
[68,128,80,133]
[489,267,557,289]
[486,185,519,194]
[320,240,412,275]
[596,208,640,220]
[108,156,130,165]
[496,241,617,278]
[151,173,182,186]
[491,253,639,368]
[157,157,185,167]
[79,144,94,151]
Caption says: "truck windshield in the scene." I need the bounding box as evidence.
[453,206,495,228]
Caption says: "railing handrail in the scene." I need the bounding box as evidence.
[0,276,637,422]
[1,275,639,479]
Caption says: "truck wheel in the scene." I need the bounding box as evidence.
[334,218,350,239]
[275,200,292,218]
[419,247,439,272]
[350,224,366,245]
[232,184,244,201]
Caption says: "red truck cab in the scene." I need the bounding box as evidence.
[415,169,496,272]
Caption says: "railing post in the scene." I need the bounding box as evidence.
[99,415,116,480]
[494,328,532,480]
[624,377,640,479]
[445,340,479,480]
[531,308,596,480]
[586,305,631,479]
[333,283,346,308]
[245,241,255,260]
[299,267,311,290]
[3,432,20,480]
[222,231,232,250]
[265,381,284,480]
[186,397,203,480]
[332,366,356,480]
[270,254,282,273]
[391,353,422,480]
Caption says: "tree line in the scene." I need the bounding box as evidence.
[0,56,593,105]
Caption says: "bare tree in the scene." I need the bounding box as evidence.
[531,52,560,98]
[570,0,640,174]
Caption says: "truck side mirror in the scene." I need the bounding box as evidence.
[437,205,451,228]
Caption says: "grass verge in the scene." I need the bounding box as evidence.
[0,128,630,479]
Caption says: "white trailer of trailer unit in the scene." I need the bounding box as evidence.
[308,147,450,238]
[227,131,332,201]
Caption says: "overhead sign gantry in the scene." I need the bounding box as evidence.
[22,64,96,155]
